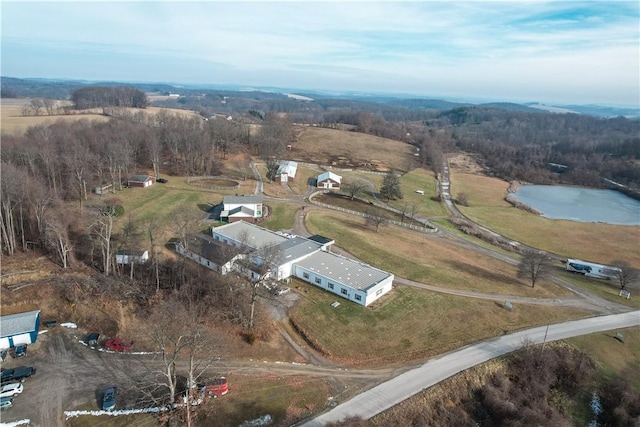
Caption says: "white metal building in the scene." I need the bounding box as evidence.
[0,310,41,350]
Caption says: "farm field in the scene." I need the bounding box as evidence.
[451,171,640,266]
[0,101,200,136]
[292,126,415,172]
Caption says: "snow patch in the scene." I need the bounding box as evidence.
[38,330,48,335]
[60,322,78,329]
[286,93,314,101]
[240,414,273,427]
[0,419,30,427]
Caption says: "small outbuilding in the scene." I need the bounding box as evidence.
[127,175,155,188]
[116,250,149,265]
[276,161,298,183]
[0,310,41,350]
[317,171,342,189]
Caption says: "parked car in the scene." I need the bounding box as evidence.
[157,178,168,183]
[201,377,228,398]
[102,387,116,411]
[105,339,133,352]
[0,383,23,398]
[13,345,27,359]
[0,396,13,410]
[0,367,36,385]
[87,333,100,349]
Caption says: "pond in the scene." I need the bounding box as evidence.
[511,185,640,225]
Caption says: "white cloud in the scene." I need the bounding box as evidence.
[2,1,638,105]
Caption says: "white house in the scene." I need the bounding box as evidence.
[276,161,298,183]
[178,220,393,306]
[127,175,155,188]
[0,310,41,350]
[220,195,263,223]
[115,250,149,265]
[317,171,342,189]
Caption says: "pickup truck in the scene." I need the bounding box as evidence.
[0,366,36,384]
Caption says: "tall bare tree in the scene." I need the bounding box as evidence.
[342,179,368,201]
[518,250,552,288]
[44,210,73,269]
[609,260,639,291]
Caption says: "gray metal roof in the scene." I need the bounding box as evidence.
[130,175,152,182]
[223,195,263,205]
[190,234,235,265]
[221,206,255,217]
[295,251,393,292]
[0,310,40,338]
[212,221,286,249]
[274,237,323,263]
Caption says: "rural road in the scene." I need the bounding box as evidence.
[301,310,640,426]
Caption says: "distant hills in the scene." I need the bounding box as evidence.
[1,76,637,118]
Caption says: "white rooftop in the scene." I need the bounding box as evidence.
[212,221,286,249]
[0,310,41,338]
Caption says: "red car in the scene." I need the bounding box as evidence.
[105,339,134,352]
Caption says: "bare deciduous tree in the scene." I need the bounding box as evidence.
[366,208,387,233]
[342,179,368,201]
[44,210,73,269]
[518,250,552,288]
[609,260,639,291]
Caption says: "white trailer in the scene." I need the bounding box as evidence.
[566,258,620,280]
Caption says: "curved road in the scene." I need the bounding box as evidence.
[302,310,640,426]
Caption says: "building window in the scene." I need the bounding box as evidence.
[328,283,334,290]
[376,289,383,296]
[341,288,348,296]
[355,294,362,301]
[315,277,321,284]
[303,272,309,280]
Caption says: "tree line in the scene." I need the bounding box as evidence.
[71,86,149,109]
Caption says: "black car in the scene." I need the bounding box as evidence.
[102,387,116,411]
[1,366,36,384]
[87,333,100,349]
[13,345,26,359]
[157,178,168,183]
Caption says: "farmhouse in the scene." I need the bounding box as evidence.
[0,310,41,350]
[127,175,155,188]
[317,171,342,189]
[220,195,263,223]
[115,250,149,265]
[276,160,298,182]
[179,220,394,306]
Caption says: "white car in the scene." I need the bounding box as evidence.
[0,383,23,398]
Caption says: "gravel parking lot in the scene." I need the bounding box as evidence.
[1,326,138,427]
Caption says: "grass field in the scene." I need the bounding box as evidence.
[261,202,298,231]
[292,126,415,172]
[568,327,640,391]
[451,171,640,266]
[559,271,640,309]
[290,280,588,366]
[305,209,570,298]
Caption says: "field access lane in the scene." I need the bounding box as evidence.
[302,311,640,426]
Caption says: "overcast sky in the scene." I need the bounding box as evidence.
[2,1,638,106]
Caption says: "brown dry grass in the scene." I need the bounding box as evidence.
[291,126,415,172]
[305,209,570,298]
[0,103,199,136]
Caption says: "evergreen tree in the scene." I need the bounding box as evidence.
[380,170,403,201]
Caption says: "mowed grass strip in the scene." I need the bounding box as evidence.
[451,172,640,265]
[208,374,329,426]
[290,281,588,366]
[305,209,570,298]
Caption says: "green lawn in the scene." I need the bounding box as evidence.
[261,202,298,231]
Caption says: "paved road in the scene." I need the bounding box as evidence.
[302,311,640,426]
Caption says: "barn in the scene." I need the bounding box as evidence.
[0,310,41,350]
[317,171,342,189]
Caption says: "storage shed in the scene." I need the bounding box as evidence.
[127,175,155,188]
[0,310,41,350]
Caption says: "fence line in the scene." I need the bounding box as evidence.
[308,195,437,233]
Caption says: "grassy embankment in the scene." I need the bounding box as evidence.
[451,171,640,266]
